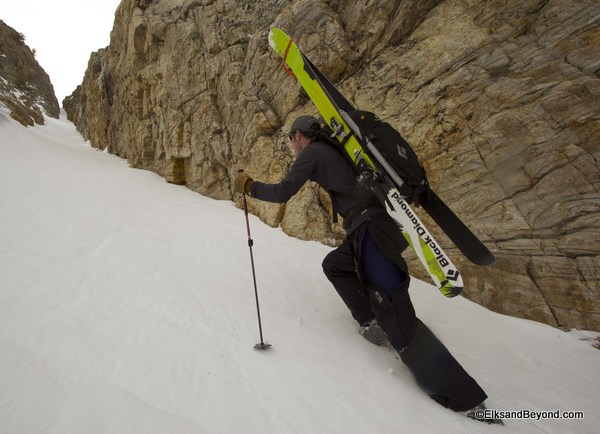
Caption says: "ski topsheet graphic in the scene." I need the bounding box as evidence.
[268,28,471,297]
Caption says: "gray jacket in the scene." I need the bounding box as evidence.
[250,141,384,232]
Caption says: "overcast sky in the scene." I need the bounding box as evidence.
[1,0,123,104]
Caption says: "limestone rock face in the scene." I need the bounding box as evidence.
[65,0,599,331]
[0,20,59,125]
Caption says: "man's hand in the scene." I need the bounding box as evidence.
[234,170,254,195]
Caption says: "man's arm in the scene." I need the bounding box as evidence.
[250,147,316,203]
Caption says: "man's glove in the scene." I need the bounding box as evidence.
[234,171,254,195]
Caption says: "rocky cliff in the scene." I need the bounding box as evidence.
[0,20,59,125]
[65,0,600,331]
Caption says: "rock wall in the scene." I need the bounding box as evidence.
[0,20,59,125]
[64,0,600,331]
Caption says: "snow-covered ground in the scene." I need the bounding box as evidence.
[1,109,599,433]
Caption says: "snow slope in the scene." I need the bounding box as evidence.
[1,110,599,433]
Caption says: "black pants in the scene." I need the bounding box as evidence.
[322,214,487,411]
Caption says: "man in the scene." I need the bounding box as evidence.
[234,115,491,418]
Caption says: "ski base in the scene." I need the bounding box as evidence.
[419,190,495,266]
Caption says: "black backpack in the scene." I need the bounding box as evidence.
[318,110,428,204]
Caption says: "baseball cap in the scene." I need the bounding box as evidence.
[287,115,321,138]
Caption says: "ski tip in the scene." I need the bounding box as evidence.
[268,27,289,51]
[254,342,272,351]
[267,29,277,50]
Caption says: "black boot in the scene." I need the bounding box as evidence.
[399,319,488,412]
[462,402,504,425]
[359,319,389,347]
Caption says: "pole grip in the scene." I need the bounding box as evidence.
[242,193,252,241]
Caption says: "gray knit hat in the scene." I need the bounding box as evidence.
[287,115,321,138]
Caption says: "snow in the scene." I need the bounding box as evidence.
[1,109,599,433]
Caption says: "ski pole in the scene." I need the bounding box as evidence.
[238,171,271,350]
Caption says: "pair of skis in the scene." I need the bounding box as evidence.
[268,28,495,297]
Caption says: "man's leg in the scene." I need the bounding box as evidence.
[322,238,373,325]
[360,219,488,412]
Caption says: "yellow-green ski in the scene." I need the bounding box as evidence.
[268,28,463,296]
